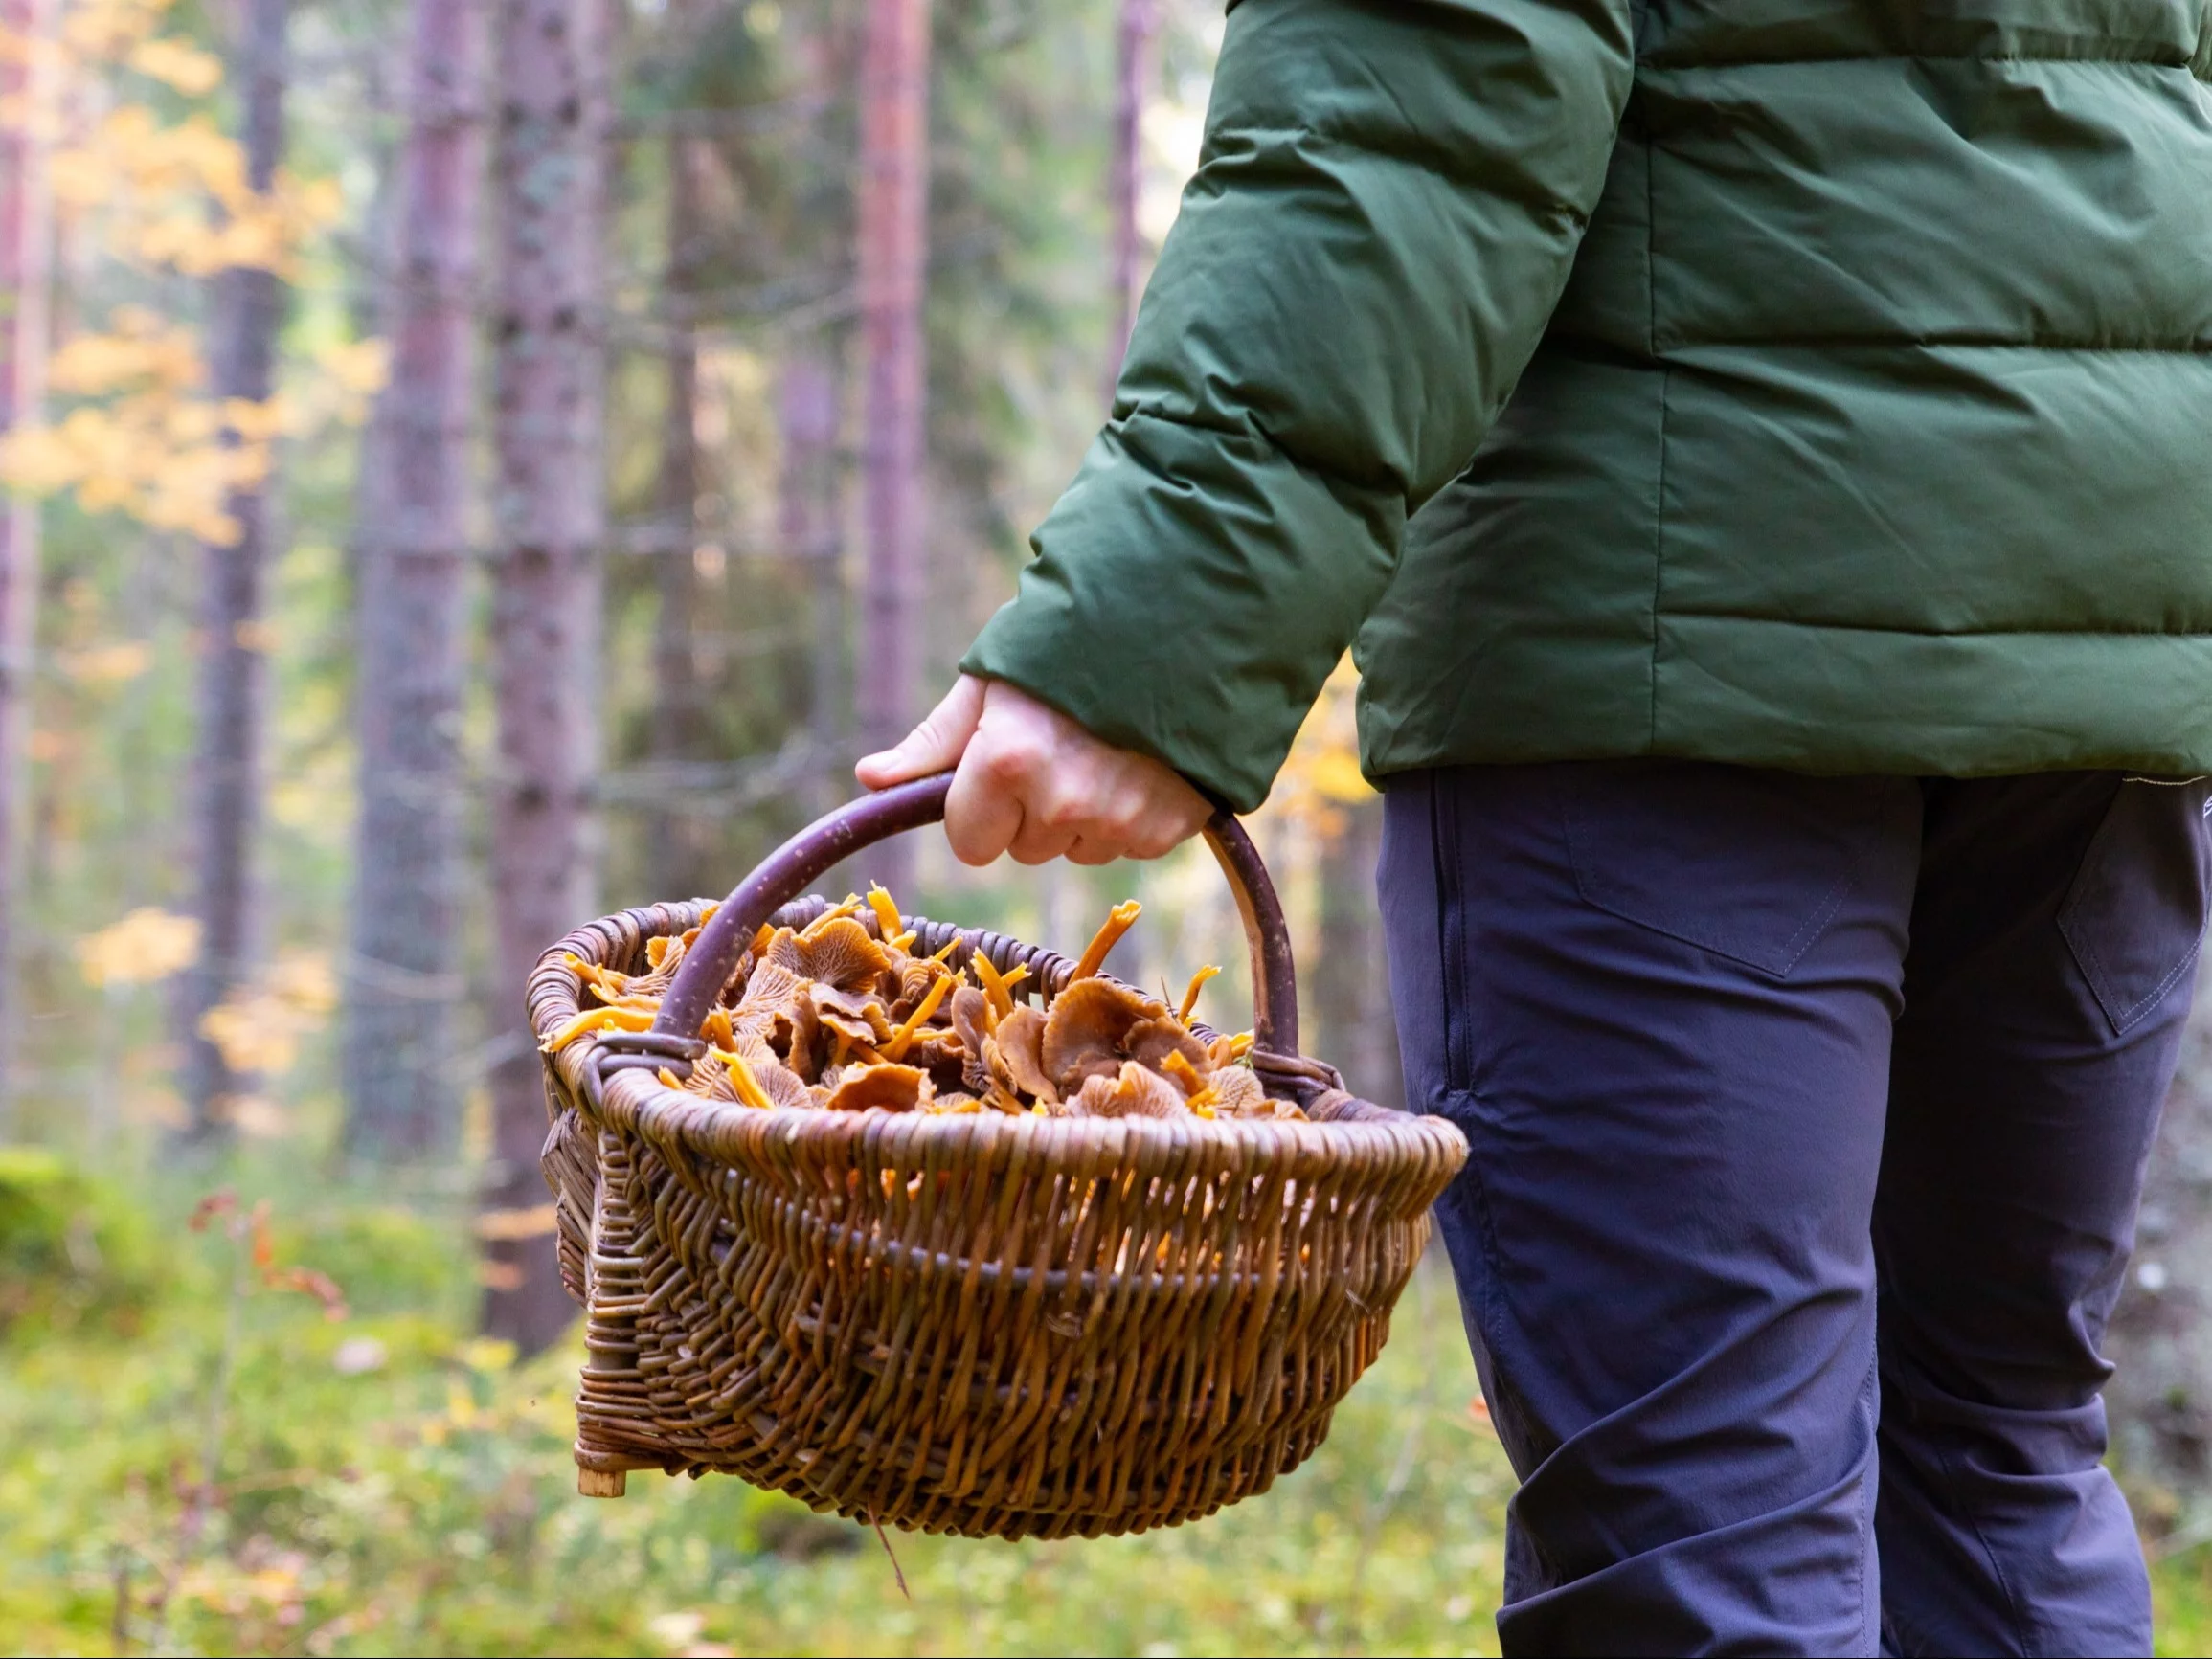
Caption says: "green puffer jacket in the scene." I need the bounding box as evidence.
[961,0,2212,813]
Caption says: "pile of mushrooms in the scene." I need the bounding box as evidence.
[544,887,1303,1121]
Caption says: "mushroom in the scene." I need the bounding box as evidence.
[1209,1066,1273,1117]
[1040,976,1165,1095]
[789,916,893,993]
[1072,1060,1186,1119]
[823,1062,933,1113]
[1071,899,1142,982]
[809,982,893,1043]
[989,1004,1059,1105]
[951,986,994,1094]
[1124,1018,1211,1078]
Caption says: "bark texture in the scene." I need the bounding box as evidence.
[855,0,930,894]
[0,0,54,1121]
[779,350,842,817]
[648,101,711,903]
[485,0,609,1352]
[342,0,489,1160]
[176,0,290,1140]
[1102,0,1157,404]
[1314,799,1403,1112]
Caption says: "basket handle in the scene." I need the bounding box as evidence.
[647,773,1300,1057]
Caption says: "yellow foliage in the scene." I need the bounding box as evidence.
[319,338,389,397]
[124,34,217,95]
[45,314,203,395]
[1268,655,1374,837]
[60,0,175,61]
[75,906,201,988]
[57,639,152,684]
[16,11,366,544]
[1303,749,1374,805]
[196,950,336,1077]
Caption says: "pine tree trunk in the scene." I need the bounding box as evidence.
[779,350,842,817]
[0,0,56,1124]
[648,113,711,903]
[855,0,930,895]
[484,0,609,1353]
[1102,0,1156,405]
[176,0,291,1142]
[1315,798,1403,1111]
[342,0,489,1161]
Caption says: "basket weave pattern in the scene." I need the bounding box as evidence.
[535,894,1466,1540]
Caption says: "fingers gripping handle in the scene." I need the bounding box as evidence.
[644,773,1300,1057]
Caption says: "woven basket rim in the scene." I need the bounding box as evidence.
[594,1059,1464,1155]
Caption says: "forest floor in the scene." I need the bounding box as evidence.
[4,1150,2212,1657]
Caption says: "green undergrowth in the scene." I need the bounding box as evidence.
[0,1156,1512,1656]
[11,1153,2212,1656]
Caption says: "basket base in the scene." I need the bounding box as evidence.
[576,1466,627,1499]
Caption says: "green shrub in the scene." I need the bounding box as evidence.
[0,1145,165,1340]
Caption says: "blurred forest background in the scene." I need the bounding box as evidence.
[1,0,2210,1653]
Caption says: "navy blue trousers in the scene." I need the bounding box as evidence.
[1379,764,2211,1657]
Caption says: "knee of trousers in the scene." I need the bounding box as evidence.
[1432,1187,1884,1625]
[1491,1340,1884,1657]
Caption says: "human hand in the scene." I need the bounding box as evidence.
[855,674,1214,867]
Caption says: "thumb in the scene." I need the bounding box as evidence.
[855,674,988,789]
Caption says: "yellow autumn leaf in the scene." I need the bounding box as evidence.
[220,1094,290,1138]
[0,425,86,493]
[126,36,220,96]
[59,639,153,684]
[222,394,288,442]
[274,948,339,1016]
[317,337,390,398]
[76,907,201,988]
[1304,748,1375,803]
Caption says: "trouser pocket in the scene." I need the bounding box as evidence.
[1559,759,1910,977]
[2059,776,2212,1035]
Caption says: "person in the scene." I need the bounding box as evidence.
[859,0,2212,1650]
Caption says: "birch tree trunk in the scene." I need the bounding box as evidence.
[0,0,55,1123]
[855,0,929,896]
[342,0,489,1161]
[1102,0,1156,405]
[484,0,609,1352]
[175,0,290,1141]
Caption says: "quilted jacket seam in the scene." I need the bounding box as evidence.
[1104,405,1402,505]
[1213,122,1595,233]
[1633,51,2212,79]
[1656,614,2212,639]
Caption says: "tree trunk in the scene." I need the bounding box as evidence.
[648,106,711,903]
[855,0,929,896]
[175,0,290,1142]
[484,0,609,1353]
[1102,0,1156,405]
[0,0,55,1125]
[1314,798,1403,1111]
[779,349,842,818]
[342,0,489,1162]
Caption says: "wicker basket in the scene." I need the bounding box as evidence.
[531,775,1468,1539]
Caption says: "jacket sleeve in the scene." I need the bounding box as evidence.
[959,0,1636,812]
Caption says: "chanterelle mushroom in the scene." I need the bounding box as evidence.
[580,887,1314,1125]
[1040,977,1166,1095]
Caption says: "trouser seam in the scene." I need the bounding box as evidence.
[1857,1345,1878,1654]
